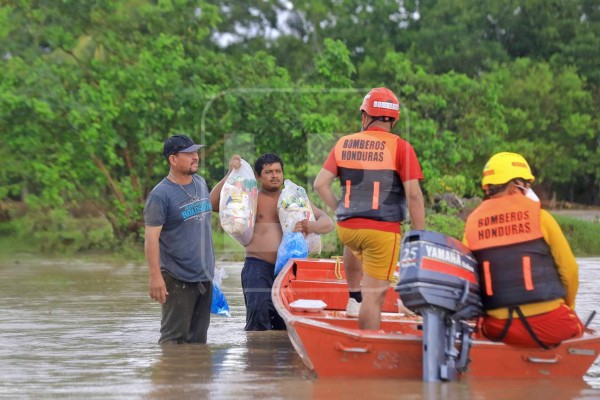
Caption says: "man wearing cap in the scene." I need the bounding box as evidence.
[463,152,584,348]
[144,134,215,344]
[314,87,425,330]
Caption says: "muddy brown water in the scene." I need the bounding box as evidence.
[0,257,599,399]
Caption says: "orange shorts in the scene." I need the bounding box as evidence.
[337,225,400,281]
[481,304,584,347]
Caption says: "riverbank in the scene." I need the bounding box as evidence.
[1,208,599,260]
[551,209,600,223]
[550,213,600,257]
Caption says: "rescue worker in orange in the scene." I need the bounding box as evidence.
[314,87,425,330]
[463,152,584,348]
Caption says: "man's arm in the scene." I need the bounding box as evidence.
[403,179,425,230]
[313,168,338,212]
[145,224,168,304]
[311,205,335,233]
[541,210,579,309]
[210,155,242,211]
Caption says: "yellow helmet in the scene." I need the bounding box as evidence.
[481,152,535,188]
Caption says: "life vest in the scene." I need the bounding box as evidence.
[464,195,565,310]
[333,131,406,222]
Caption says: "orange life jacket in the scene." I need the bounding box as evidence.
[464,195,565,310]
[333,131,406,222]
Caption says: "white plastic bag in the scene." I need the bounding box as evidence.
[277,179,321,254]
[219,159,258,246]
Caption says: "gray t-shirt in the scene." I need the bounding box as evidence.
[144,175,215,282]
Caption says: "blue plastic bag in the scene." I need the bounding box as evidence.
[274,231,308,275]
[211,284,230,317]
[210,267,230,317]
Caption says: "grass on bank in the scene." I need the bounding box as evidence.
[0,211,599,261]
[552,214,600,257]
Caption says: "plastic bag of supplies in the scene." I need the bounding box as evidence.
[211,266,230,317]
[274,231,308,275]
[219,159,258,246]
[276,179,322,254]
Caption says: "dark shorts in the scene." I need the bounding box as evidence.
[159,271,213,344]
[241,257,286,331]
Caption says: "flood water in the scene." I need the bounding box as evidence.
[0,255,599,400]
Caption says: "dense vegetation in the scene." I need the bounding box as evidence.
[0,0,598,252]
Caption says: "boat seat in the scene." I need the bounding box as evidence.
[289,279,400,312]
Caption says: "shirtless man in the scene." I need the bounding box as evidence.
[211,153,334,331]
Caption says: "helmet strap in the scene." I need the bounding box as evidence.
[362,115,395,131]
[363,118,377,131]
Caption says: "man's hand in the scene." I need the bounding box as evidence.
[149,273,168,304]
[229,154,241,171]
[293,218,312,235]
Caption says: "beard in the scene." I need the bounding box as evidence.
[184,164,199,175]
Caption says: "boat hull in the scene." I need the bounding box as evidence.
[274,258,600,379]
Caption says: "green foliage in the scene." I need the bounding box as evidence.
[9,209,115,254]
[1,0,224,242]
[421,214,466,242]
[483,58,597,200]
[312,39,356,87]
[423,175,468,203]
[402,0,509,75]
[1,1,599,256]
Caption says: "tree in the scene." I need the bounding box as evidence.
[0,0,224,242]
[0,1,360,244]
[484,58,598,202]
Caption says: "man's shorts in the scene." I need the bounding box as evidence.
[241,257,286,331]
[337,225,400,281]
[482,304,584,347]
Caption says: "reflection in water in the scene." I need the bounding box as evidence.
[310,379,468,400]
[0,258,598,399]
[309,378,596,400]
[148,332,313,399]
[148,344,215,399]
[466,378,596,400]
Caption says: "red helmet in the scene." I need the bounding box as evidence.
[360,87,400,121]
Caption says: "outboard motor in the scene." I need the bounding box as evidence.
[396,230,482,382]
